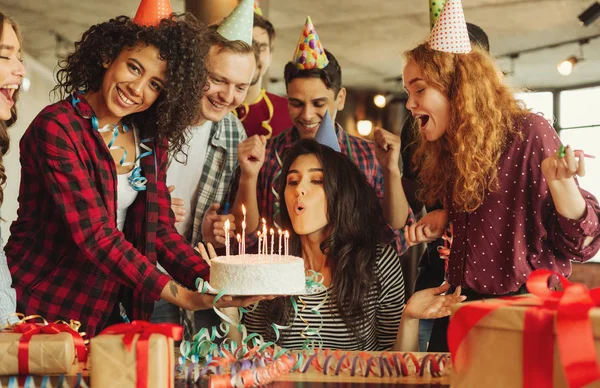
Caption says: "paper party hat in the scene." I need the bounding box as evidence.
[133,0,173,27]
[429,0,446,29]
[292,16,329,70]
[427,0,471,54]
[254,0,263,16]
[217,0,254,45]
[314,111,340,152]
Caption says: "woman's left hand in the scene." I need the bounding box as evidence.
[541,145,586,183]
[195,241,218,265]
[403,283,466,320]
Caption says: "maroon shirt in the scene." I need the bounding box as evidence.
[447,113,600,294]
[235,89,292,139]
[6,95,210,335]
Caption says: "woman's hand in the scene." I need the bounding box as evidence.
[403,283,466,320]
[541,145,588,220]
[200,204,236,248]
[404,209,449,246]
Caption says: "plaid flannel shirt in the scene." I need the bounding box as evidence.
[186,114,247,246]
[230,125,413,255]
[6,95,210,336]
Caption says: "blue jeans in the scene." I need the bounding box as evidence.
[418,318,435,352]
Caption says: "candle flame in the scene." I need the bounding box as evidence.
[270,228,274,235]
[278,229,282,235]
[242,204,246,215]
[224,219,230,229]
[237,233,241,242]
[285,230,289,238]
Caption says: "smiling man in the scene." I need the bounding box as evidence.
[153,1,258,337]
[231,17,413,256]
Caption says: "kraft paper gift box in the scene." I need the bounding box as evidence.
[90,321,182,388]
[449,270,600,388]
[0,325,82,376]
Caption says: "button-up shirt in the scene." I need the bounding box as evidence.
[447,113,600,294]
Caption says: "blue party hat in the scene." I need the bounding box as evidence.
[314,111,340,152]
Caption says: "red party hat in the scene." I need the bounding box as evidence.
[133,0,173,27]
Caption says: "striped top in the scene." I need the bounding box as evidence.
[243,244,405,351]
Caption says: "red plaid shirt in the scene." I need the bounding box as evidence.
[230,125,413,255]
[6,95,210,336]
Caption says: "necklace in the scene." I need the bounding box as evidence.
[71,93,153,191]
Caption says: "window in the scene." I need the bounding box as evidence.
[515,91,554,123]
[559,86,600,262]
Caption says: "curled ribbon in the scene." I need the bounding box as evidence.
[448,269,600,388]
[100,320,183,388]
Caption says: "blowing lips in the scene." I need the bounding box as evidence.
[294,201,305,216]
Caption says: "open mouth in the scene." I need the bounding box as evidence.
[0,85,18,104]
[117,88,136,106]
[415,114,430,130]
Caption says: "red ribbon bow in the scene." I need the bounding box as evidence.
[100,320,183,388]
[448,269,600,388]
[14,322,88,375]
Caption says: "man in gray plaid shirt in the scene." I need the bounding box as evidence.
[151,23,258,339]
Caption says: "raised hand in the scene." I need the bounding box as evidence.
[168,185,186,226]
[373,127,401,174]
[403,283,466,320]
[237,135,267,179]
[200,204,236,248]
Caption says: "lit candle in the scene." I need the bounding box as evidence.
[224,219,230,257]
[270,228,274,255]
[278,229,282,255]
[257,231,262,255]
[262,218,267,256]
[237,233,241,255]
[284,230,289,256]
[241,205,246,255]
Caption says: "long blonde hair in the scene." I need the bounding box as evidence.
[0,12,23,206]
[405,43,528,213]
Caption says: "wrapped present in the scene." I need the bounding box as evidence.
[91,321,182,388]
[449,269,600,388]
[0,319,88,376]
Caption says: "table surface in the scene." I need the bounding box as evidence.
[1,351,451,387]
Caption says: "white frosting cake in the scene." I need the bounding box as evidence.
[209,254,306,295]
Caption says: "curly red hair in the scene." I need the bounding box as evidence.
[405,43,529,213]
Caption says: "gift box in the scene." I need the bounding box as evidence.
[90,321,182,388]
[0,322,87,376]
[449,270,600,388]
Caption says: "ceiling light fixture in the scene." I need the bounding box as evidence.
[578,2,600,26]
[357,120,373,136]
[556,39,588,76]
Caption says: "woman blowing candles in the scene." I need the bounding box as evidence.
[5,4,262,336]
[198,139,465,351]
[0,12,26,326]
[402,0,600,351]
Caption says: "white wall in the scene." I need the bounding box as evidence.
[1,55,56,244]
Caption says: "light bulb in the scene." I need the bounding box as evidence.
[357,120,373,136]
[557,56,578,76]
[374,94,387,108]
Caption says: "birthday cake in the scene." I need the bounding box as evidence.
[210,254,306,295]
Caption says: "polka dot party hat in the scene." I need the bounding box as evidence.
[292,16,329,70]
[254,0,263,16]
[427,0,471,54]
[217,0,254,45]
[133,0,173,26]
[429,0,446,28]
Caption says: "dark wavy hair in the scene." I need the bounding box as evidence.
[284,50,342,97]
[53,14,209,153]
[0,12,23,206]
[261,139,381,346]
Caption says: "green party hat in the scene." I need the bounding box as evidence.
[217,0,254,45]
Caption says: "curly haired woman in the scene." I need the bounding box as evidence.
[0,12,26,327]
[5,13,262,335]
[402,42,600,351]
